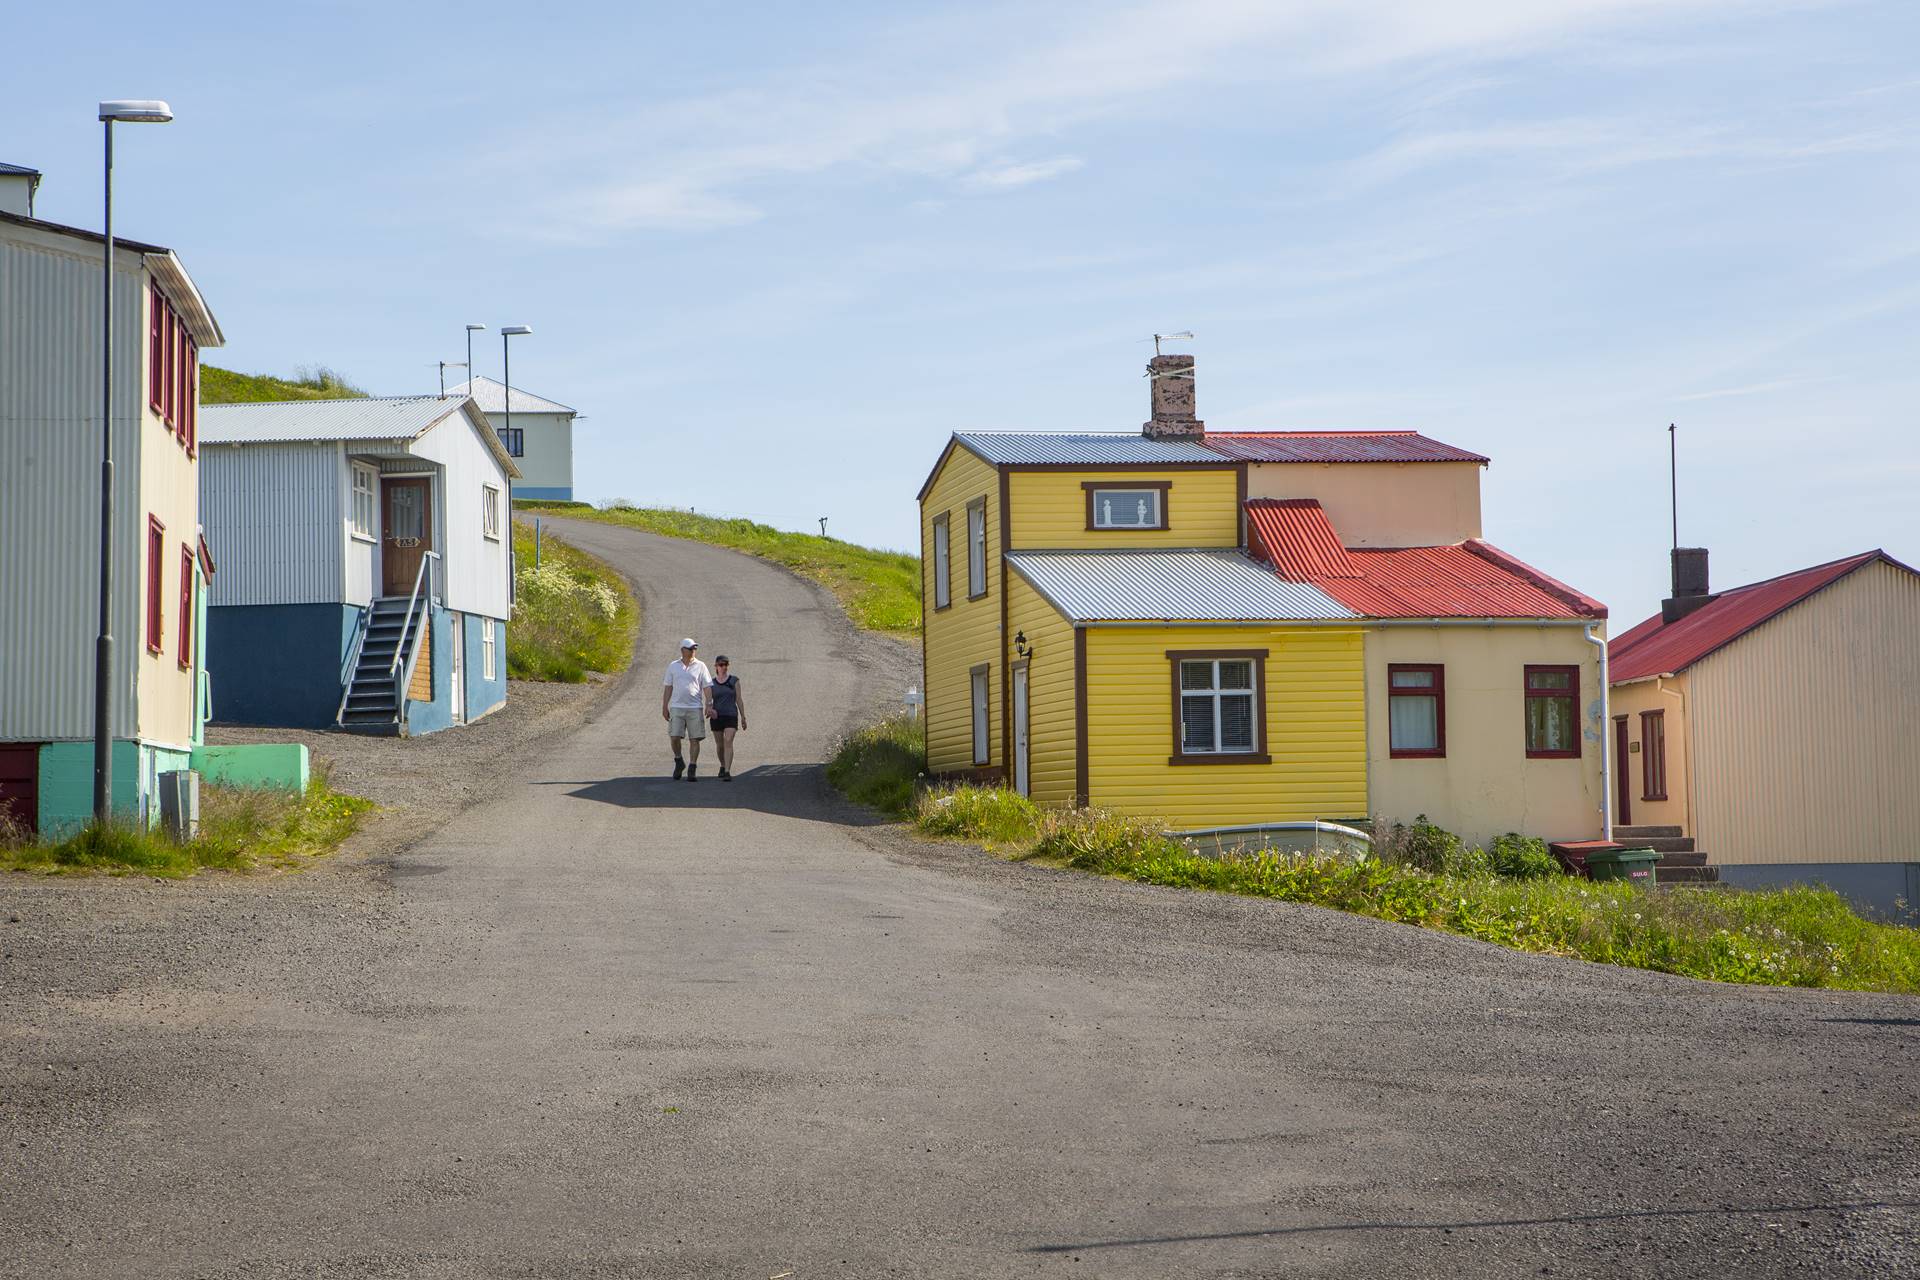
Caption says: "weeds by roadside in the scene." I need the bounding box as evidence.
[825,714,925,815]
[508,524,638,682]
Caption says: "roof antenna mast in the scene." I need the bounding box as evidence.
[1668,422,1678,552]
[1153,330,1193,357]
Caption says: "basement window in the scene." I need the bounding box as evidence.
[1524,665,1580,759]
[1170,651,1269,763]
[1086,483,1169,531]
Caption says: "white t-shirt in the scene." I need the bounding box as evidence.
[663,658,712,710]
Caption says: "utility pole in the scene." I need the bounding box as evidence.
[818,517,829,538]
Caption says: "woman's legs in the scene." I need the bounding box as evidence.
[717,727,736,774]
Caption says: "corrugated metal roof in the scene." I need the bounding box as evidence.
[1007,549,1357,623]
[449,376,576,416]
[201,395,466,444]
[1245,499,1358,578]
[0,162,41,176]
[1609,551,1900,682]
[1202,431,1490,464]
[1318,543,1605,619]
[955,432,1225,465]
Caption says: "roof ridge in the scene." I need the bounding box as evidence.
[1707,549,1883,598]
[1464,540,1608,618]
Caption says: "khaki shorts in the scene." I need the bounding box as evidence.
[668,707,707,740]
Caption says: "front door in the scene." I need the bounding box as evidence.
[381,477,433,597]
[1012,665,1030,797]
[1613,716,1631,827]
[0,744,38,835]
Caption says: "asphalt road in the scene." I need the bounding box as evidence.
[3,518,1917,1279]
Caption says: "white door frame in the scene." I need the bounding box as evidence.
[1011,662,1030,797]
[448,610,466,725]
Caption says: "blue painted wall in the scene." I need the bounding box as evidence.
[402,605,457,736]
[464,614,509,721]
[514,485,573,501]
[207,604,358,728]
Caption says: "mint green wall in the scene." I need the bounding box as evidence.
[36,740,187,838]
[191,744,309,792]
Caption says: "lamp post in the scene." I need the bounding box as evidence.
[94,99,173,825]
[500,324,531,456]
[465,324,485,395]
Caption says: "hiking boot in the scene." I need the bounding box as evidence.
[672,758,685,780]
[687,763,699,781]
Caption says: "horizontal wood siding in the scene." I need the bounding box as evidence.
[1086,624,1366,827]
[1008,468,1240,549]
[1006,571,1076,803]
[922,447,1000,774]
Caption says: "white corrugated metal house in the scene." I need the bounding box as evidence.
[449,376,577,501]
[198,395,521,733]
[0,203,223,836]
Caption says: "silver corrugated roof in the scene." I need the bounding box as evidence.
[955,432,1223,465]
[448,376,576,416]
[201,395,467,444]
[1007,549,1358,623]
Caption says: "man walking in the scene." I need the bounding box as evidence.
[661,638,712,780]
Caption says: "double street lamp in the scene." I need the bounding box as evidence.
[95,99,173,823]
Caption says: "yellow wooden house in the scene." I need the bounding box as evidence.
[917,355,1613,840]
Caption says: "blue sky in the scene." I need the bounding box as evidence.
[7,0,1916,626]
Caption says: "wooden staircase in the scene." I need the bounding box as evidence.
[1614,824,1718,884]
[338,597,425,731]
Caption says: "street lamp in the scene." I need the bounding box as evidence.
[94,99,173,824]
[501,324,531,458]
[464,324,485,395]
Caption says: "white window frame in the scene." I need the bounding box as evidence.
[482,483,502,541]
[966,499,988,599]
[971,665,990,765]
[932,513,951,610]
[350,464,377,542]
[1175,655,1263,758]
[1091,487,1164,530]
[483,617,497,680]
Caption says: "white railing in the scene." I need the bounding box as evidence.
[388,551,442,677]
[391,551,441,730]
[334,606,371,725]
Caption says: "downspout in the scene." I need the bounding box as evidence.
[1584,623,1611,842]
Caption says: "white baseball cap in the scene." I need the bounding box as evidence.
[680,638,698,649]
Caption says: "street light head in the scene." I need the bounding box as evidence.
[98,100,173,123]
[465,323,487,332]
[501,325,533,336]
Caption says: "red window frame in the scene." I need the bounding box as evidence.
[146,516,166,654]
[178,546,195,669]
[148,291,165,413]
[1523,664,1581,759]
[1387,663,1446,758]
[161,310,175,427]
[183,339,198,454]
[1640,709,1667,800]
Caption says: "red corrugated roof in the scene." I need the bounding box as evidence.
[1243,499,1605,619]
[1245,499,1359,578]
[1204,431,1490,465]
[1608,551,1899,683]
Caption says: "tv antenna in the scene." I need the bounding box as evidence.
[1668,423,1678,551]
[437,360,469,399]
[1152,330,1193,356]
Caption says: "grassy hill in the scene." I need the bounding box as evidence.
[200,364,367,404]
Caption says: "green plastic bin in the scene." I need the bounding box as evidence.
[1586,846,1659,886]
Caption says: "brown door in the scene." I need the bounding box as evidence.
[1612,716,1631,827]
[0,744,38,835]
[381,477,433,596]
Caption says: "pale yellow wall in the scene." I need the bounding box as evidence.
[1365,626,1605,844]
[135,278,202,751]
[1008,467,1240,550]
[1247,461,1482,547]
[922,446,1001,774]
[1606,675,1693,835]
[1685,559,1920,865]
[1005,571,1077,804]
[1085,624,1366,828]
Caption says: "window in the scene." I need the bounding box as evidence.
[482,484,502,541]
[497,427,525,457]
[966,498,987,599]
[178,546,194,669]
[350,465,377,540]
[970,665,990,765]
[1524,665,1580,758]
[182,339,197,455]
[1388,664,1445,757]
[483,618,497,681]
[1085,482,1170,531]
[145,516,165,654]
[1170,651,1268,762]
[176,330,192,448]
[149,291,164,413]
[1641,710,1667,800]
[161,311,175,426]
[931,513,951,610]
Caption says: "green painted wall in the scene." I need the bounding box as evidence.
[36,740,182,838]
[190,744,309,792]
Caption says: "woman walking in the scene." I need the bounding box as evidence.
[707,655,747,781]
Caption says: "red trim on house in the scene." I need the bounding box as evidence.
[178,546,194,670]
[1640,709,1667,800]
[1387,663,1446,758]
[148,290,164,414]
[1523,664,1580,759]
[197,534,216,578]
[146,516,166,654]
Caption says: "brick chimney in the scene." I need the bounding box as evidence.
[1143,354,1204,438]
[1661,547,1716,624]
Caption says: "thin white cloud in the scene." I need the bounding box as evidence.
[1675,376,1833,402]
[964,156,1085,189]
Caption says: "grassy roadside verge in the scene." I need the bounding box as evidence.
[509,523,639,682]
[823,724,1920,992]
[517,503,919,639]
[1,774,373,878]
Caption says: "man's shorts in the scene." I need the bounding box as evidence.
[668,707,707,740]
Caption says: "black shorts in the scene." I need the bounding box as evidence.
[709,716,738,732]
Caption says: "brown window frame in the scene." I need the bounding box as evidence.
[1084,480,1172,532]
[931,512,952,611]
[965,496,988,600]
[148,290,165,414]
[1387,663,1446,758]
[177,546,195,670]
[146,516,166,654]
[970,663,991,765]
[1167,649,1270,765]
[1523,664,1581,759]
[1640,709,1668,800]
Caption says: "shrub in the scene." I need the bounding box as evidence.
[1488,832,1560,880]
[507,527,636,682]
[826,714,926,815]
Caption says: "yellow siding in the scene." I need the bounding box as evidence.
[1008,468,1240,549]
[1005,571,1076,804]
[134,322,201,751]
[921,446,1001,774]
[1607,675,1692,836]
[1085,625,1366,828]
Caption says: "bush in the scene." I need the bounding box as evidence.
[916,786,1043,848]
[508,526,637,682]
[1489,832,1559,880]
[826,714,926,815]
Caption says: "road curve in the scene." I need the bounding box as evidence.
[3,518,1916,1279]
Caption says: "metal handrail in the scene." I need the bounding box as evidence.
[396,612,428,729]
[388,551,442,676]
[334,606,371,725]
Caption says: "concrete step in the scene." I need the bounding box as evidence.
[1654,850,1707,868]
[1615,825,1684,839]
[1631,836,1697,854]
[1657,866,1722,885]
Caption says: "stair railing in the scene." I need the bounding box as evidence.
[334,604,372,726]
[388,551,442,677]
[391,552,442,729]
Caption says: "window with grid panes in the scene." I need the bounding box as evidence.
[1178,657,1258,755]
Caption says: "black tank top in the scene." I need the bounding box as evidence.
[710,675,740,717]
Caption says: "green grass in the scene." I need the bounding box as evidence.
[507,523,639,682]
[517,503,920,638]
[825,714,927,815]
[200,364,368,404]
[903,785,1920,994]
[0,774,373,878]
